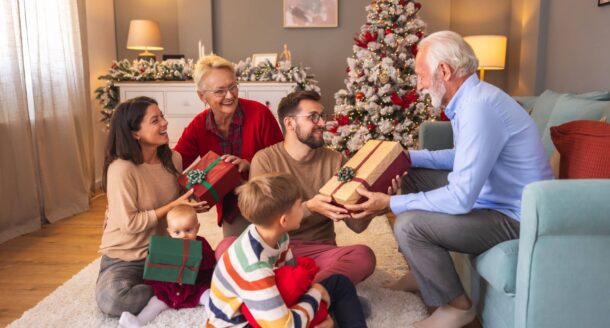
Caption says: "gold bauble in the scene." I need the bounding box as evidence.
[379,71,390,84]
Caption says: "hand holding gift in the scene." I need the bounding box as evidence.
[319,140,411,220]
[177,151,242,207]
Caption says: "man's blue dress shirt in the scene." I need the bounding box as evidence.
[390,75,553,221]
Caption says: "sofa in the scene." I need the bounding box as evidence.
[417,90,610,328]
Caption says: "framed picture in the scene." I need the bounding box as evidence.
[283,0,338,28]
[251,53,278,66]
[600,0,610,6]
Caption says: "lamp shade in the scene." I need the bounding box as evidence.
[126,20,163,51]
[464,35,507,70]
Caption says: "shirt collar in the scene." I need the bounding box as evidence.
[247,224,287,258]
[443,74,479,120]
[204,100,244,132]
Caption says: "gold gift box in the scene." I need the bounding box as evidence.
[320,140,411,206]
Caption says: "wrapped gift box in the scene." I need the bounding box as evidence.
[177,151,242,207]
[319,140,411,206]
[143,236,202,285]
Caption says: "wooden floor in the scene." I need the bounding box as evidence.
[0,195,106,327]
[0,195,481,327]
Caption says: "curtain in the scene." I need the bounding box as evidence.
[23,0,94,222]
[0,0,42,243]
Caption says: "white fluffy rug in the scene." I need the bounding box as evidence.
[8,214,427,327]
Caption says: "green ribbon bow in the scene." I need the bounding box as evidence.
[185,157,221,201]
[337,166,355,183]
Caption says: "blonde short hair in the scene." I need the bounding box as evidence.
[167,204,197,225]
[236,173,303,227]
[193,54,235,91]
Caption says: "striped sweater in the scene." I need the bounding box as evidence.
[206,224,322,327]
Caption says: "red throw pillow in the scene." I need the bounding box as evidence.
[550,120,610,179]
[241,257,329,328]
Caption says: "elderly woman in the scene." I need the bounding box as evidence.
[174,55,284,237]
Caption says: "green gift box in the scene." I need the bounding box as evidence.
[143,236,202,285]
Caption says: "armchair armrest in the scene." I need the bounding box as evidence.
[515,179,610,328]
[418,121,453,150]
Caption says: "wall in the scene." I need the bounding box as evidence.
[85,0,116,188]
[449,0,513,90]
[212,0,457,111]
[541,1,610,94]
[114,0,213,61]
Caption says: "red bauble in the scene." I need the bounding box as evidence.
[345,149,352,156]
[327,125,338,134]
[385,28,393,35]
[440,110,450,121]
[358,71,365,77]
[415,2,422,10]
[337,115,349,126]
[111,63,118,69]
[399,0,406,6]
[355,92,364,100]
[393,118,400,125]
[346,67,351,73]
[416,31,424,39]
[367,123,376,132]
[411,44,418,56]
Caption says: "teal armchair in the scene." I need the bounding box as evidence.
[418,120,610,328]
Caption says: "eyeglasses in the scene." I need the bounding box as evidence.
[202,83,239,98]
[289,111,329,124]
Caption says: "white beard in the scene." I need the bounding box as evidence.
[422,75,447,109]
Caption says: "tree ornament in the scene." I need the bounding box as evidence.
[355,92,364,100]
[379,71,390,84]
[385,28,393,35]
[367,123,376,132]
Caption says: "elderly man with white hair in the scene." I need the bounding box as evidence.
[346,31,553,327]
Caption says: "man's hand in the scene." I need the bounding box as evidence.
[221,154,250,173]
[344,188,391,220]
[306,194,351,222]
[387,173,406,195]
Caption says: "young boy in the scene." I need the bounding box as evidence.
[206,173,367,327]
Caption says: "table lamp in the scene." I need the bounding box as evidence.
[464,35,507,81]
[126,20,163,60]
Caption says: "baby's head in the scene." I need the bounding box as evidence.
[236,173,304,232]
[166,205,200,240]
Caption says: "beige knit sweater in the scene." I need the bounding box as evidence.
[99,151,182,261]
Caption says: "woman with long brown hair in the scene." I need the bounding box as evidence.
[95,96,207,316]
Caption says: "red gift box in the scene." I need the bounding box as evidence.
[177,151,242,207]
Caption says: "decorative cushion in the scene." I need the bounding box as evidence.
[531,90,563,136]
[530,90,610,139]
[550,120,610,179]
[474,239,519,295]
[541,94,610,156]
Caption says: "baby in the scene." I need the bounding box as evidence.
[119,205,216,327]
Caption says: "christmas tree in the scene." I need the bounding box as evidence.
[325,0,435,157]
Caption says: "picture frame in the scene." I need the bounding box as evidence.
[251,53,278,67]
[599,0,610,6]
[283,0,338,28]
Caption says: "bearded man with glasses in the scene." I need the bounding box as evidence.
[214,90,402,291]
[174,55,284,237]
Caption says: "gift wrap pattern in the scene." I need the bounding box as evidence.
[320,140,411,206]
[143,236,203,285]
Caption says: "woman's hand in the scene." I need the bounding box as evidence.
[221,155,250,173]
[306,194,351,222]
[174,189,210,212]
